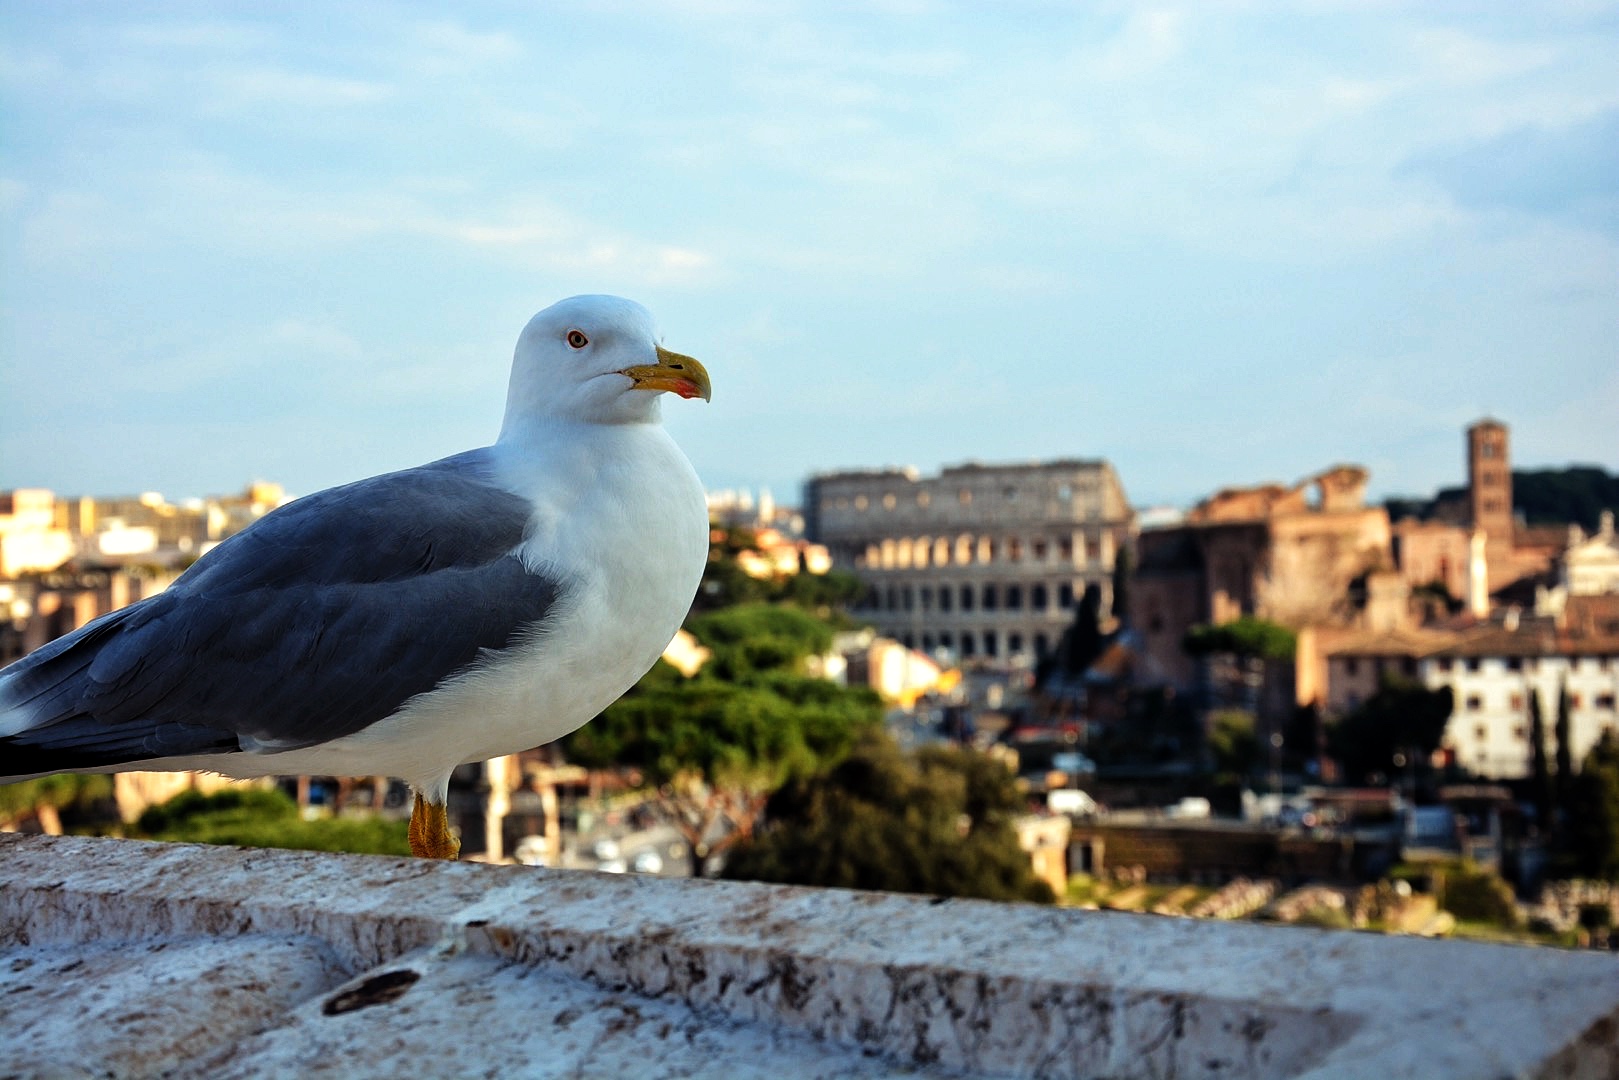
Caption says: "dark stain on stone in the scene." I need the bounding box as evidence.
[465,919,489,928]
[322,969,422,1016]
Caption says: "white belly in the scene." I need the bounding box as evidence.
[164,422,708,799]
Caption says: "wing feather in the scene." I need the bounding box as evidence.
[0,449,565,779]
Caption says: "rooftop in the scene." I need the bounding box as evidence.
[4,834,1618,1078]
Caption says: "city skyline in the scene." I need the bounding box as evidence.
[2,3,1615,509]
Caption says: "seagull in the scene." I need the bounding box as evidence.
[0,295,712,859]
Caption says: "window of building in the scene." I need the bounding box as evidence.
[1008,632,1023,654]
[917,491,931,507]
[922,633,933,651]
[960,634,975,657]
[1059,582,1075,608]
[1435,658,1452,674]
[1466,694,1483,712]
[939,588,952,613]
[1059,537,1074,561]
[919,586,932,611]
[1345,658,1359,676]
[854,495,868,510]
[1007,537,1022,562]
[1474,724,1487,741]
[960,585,974,612]
[984,633,999,657]
[1031,583,1048,611]
[1505,657,1521,672]
[1466,658,1481,673]
[982,584,998,611]
[939,631,954,650]
[882,493,897,510]
[1005,585,1022,610]
[1597,693,1616,711]
[902,586,913,612]
[885,586,898,611]
[1032,539,1048,560]
[958,489,972,505]
[902,633,914,648]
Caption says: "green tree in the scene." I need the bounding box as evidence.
[1554,680,1574,825]
[1207,709,1260,780]
[0,774,114,835]
[1182,616,1297,662]
[135,788,410,855]
[1327,675,1454,785]
[565,603,882,875]
[722,732,1054,903]
[1529,687,1552,828]
[1566,731,1619,879]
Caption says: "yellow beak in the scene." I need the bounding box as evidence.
[619,345,712,402]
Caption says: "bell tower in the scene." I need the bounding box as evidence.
[1467,418,1513,588]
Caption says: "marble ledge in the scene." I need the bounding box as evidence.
[1,833,1616,1079]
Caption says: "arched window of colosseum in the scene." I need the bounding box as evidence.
[977,536,993,563]
[1032,538,1048,561]
[917,491,931,507]
[1074,533,1088,564]
[960,634,975,657]
[939,631,954,650]
[922,633,933,651]
[982,584,998,610]
[1059,536,1074,563]
[983,632,999,658]
[903,586,914,611]
[919,586,932,611]
[955,534,973,565]
[939,587,952,612]
[934,538,950,565]
[1005,584,1022,610]
[960,584,975,612]
[1031,583,1048,610]
[880,539,896,569]
[913,538,930,568]
[1059,582,1074,608]
[958,488,972,505]
[896,538,912,568]
[865,543,880,567]
[1006,537,1022,562]
[883,493,897,510]
[1009,632,1023,654]
[1034,632,1049,657]
[854,494,868,511]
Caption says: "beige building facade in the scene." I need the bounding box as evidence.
[804,460,1135,666]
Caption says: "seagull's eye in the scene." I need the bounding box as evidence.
[566,330,589,349]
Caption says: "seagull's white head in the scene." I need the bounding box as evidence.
[499,295,711,436]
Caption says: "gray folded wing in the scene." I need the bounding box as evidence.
[0,448,564,778]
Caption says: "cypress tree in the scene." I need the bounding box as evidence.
[1529,687,1553,831]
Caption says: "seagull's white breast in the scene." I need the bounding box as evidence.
[269,421,708,795]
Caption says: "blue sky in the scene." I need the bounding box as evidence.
[2,2,1615,511]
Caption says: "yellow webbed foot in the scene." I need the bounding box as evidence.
[408,794,461,860]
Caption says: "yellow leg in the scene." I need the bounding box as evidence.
[409,794,461,860]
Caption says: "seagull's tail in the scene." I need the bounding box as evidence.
[0,606,237,783]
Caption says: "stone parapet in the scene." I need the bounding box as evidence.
[2,833,1616,1078]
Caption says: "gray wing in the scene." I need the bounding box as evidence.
[0,448,564,778]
